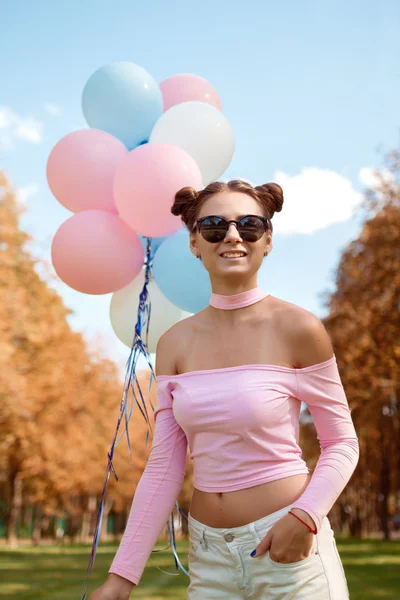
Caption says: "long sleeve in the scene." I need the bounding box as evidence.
[291,356,359,532]
[109,380,188,585]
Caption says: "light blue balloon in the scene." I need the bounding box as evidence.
[139,234,168,258]
[153,229,212,313]
[82,62,163,150]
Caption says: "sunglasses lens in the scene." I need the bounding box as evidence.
[199,216,227,242]
[197,215,267,243]
[238,216,266,241]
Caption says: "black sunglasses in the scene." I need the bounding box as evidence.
[193,215,271,243]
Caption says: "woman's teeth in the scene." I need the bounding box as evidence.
[221,252,246,258]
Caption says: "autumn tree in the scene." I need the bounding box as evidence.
[0,172,193,548]
[0,174,123,543]
[321,153,400,538]
[0,172,31,544]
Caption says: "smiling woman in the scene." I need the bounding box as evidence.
[90,179,358,600]
[173,181,282,297]
[169,180,282,292]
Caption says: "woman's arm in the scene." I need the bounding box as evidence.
[89,329,187,598]
[108,329,187,584]
[108,383,188,583]
[289,313,360,532]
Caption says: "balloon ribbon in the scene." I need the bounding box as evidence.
[81,238,188,600]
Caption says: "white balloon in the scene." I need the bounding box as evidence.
[149,101,235,185]
[110,271,191,353]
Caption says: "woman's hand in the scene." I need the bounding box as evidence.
[89,574,135,600]
[251,510,315,564]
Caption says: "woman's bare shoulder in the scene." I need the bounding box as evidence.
[155,313,203,376]
[268,296,333,368]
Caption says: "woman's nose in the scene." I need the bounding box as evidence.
[224,222,242,242]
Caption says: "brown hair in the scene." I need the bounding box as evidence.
[171,179,283,232]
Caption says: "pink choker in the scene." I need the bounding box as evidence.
[210,287,270,310]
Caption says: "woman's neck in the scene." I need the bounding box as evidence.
[210,286,269,310]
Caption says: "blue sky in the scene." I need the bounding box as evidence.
[1,0,399,370]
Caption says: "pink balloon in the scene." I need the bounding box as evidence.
[51,210,144,294]
[47,129,128,213]
[114,143,202,237]
[160,74,222,112]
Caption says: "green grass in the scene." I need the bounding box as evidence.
[0,539,399,599]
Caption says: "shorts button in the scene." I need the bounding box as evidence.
[224,533,234,542]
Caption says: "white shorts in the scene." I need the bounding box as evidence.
[187,503,349,599]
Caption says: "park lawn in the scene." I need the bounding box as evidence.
[0,539,399,599]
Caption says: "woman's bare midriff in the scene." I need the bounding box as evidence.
[189,473,311,528]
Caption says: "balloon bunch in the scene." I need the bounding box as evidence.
[47,62,235,351]
[46,62,235,597]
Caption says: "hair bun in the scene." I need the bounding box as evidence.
[255,182,284,219]
[171,186,198,218]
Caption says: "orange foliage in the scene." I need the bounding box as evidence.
[0,172,193,543]
[316,152,400,538]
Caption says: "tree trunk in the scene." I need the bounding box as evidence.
[380,459,391,540]
[6,471,22,547]
[349,510,363,538]
[32,503,43,546]
[380,420,391,540]
[100,495,114,541]
[81,495,96,542]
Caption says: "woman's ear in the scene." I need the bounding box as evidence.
[190,234,200,258]
[265,234,273,256]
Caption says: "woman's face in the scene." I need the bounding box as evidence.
[190,191,272,282]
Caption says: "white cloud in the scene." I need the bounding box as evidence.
[44,103,62,117]
[16,183,40,208]
[272,168,363,235]
[359,167,394,190]
[0,105,43,148]
[0,133,13,150]
[15,120,43,143]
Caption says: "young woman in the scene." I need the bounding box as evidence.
[90,180,359,599]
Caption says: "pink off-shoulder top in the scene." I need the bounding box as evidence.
[109,354,359,585]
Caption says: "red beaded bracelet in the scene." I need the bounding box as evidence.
[288,510,317,534]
